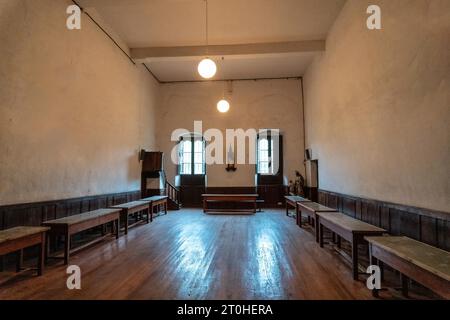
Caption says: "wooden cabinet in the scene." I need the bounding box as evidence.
[141,151,164,173]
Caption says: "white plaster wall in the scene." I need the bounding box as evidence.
[157,79,305,187]
[0,0,159,205]
[303,0,450,212]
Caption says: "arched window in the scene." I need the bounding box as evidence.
[179,134,205,175]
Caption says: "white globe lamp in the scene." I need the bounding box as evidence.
[198,58,217,79]
[217,99,230,113]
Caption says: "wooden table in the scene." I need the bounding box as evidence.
[296,202,337,242]
[285,195,311,216]
[141,195,168,217]
[110,200,151,235]
[42,208,121,265]
[0,226,49,276]
[317,212,386,280]
[365,236,450,299]
[202,194,259,214]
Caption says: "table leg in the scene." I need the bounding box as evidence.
[369,252,379,298]
[38,233,45,276]
[64,230,71,265]
[401,274,409,297]
[286,202,289,216]
[253,200,257,213]
[351,235,359,280]
[297,207,302,228]
[150,204,154,222]
[0,256,4,272]
[336,235,341,248]
[319,223,324,248]
[115,219,119,239]
[379,260,384,281]
[203,199,207,213]
[16,249,23,272]
[315,215,320,243]
[125,212,129,235]
[165,201,168,215]
[44,232,50,265]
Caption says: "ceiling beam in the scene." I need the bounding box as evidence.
[130,40,325,62]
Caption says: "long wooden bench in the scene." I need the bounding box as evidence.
[141,195,168,217]
[365,236,450,299]
[42,208,121,265]
[0,226,49,276]
[296,202,337,242]
[317,212,386,280]
[285,195,311,217]
[110,200,151,235]
[202,194,259,214]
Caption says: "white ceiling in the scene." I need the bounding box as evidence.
[79,0,346,81]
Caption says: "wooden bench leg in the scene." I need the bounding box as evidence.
[336,235,341,248]
[125,213,129,235]
[146,207,150,223]
[38,234,45,276]
[16,249,23,272]
[44,232,50,265]
[286,203,289,216]
[369,254,380,298]
[297,208,302,228]
[315,216,320,243]
[319,223,324,248]
[165,201,168,215]
[401,274,409,298]
[115,219,119,239]
[351,236,359,280]
[64,231,70,265]
[379,260,384,281]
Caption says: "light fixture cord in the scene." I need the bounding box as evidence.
[205,0,209,55]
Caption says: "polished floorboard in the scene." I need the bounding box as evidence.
[0,209,388,299]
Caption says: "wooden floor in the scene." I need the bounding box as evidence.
[0,209,411,300]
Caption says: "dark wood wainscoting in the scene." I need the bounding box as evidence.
[181,185,287,208]
[0,190,142,231]
[318,190,450,251]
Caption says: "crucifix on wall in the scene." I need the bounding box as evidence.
[225,143,237,172]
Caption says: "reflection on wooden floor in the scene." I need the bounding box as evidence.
[0,209,434,300]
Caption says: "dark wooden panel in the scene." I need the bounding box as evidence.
[420,215,438,247]
[55,202,68,219]
[360,200,380,226]
[318,189,450,251]
[42,204,56,222]
[380,207,390,231]
[318,192,327,206]
[341,197,357,218]
[437,220,450,251]
[327,193,339,209]
[3,206,41,228]
[81,199,90,213]
[0,190,140,230]
[67,200,82,216]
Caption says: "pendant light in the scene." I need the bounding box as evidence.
[198,0,216,79]
[217,99,230,113]
[217,81,231,113]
